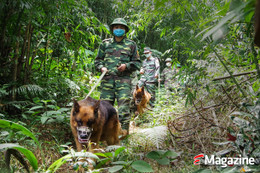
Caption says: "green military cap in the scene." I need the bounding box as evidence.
[144,47,151,53]
[165,58,172,62]
[110,18,129,33]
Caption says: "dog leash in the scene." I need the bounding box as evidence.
[85,70,107,99]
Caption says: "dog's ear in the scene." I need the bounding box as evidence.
[136,85,139,90]
[141,86,145,94]
[94,100,101,109]
[93,100,100,118]
[73,99,80,114]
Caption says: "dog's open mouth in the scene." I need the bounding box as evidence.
[78,138,89,143]
[135,99,141,105]
[77,126,93,144]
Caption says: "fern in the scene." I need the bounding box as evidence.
[65,78,80,91]
[11,84,44,98]
[0,85,8,99]
[131,126,168,149]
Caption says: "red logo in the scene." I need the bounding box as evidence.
[194,154,204,165]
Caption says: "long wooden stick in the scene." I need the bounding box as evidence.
[213,70,257,81]
[85,70,107,99]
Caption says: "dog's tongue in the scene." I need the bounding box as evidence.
[78,138,89,144]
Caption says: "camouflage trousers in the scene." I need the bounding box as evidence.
[138,80,156,107]
[100,76,131,130]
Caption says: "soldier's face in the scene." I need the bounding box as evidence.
[144,52,151,59]
[113,24,126,31]
[166,62,171,67]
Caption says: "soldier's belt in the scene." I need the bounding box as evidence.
[104,70,131,78]
[103,75,131,81]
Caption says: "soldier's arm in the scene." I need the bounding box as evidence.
[139,60,146,74]
[160,69,165,82]
[125,44,141,72]
[94,42,106,72]
[154,58,160,77]
[140,64,144,74]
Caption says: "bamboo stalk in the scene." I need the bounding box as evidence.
[213,70,257,81]
[251,40,260,81]
[12,24,21,101]
[213,49,247,98]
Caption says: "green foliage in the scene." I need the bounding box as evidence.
[0,119,39,146]
[0,143,38,171]
[0,119,39,171]
[27,98,71,124]
[95,145,128,170]
[47,146,99,173]
[198,100,260,172]
[95,145,154,173]
[228,100,260,157]
[0,0,260,172]
[146,149,179,166]
[131,160,153,172]
[200,0,255,42]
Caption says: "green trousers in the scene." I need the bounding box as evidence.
[100,76,131,130]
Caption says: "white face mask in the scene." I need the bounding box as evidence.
[145,53,150,58]
[166,62,171,67]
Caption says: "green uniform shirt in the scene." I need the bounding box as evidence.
[139,56,160,83]
[161,67,176,88]
[95,37,141,76]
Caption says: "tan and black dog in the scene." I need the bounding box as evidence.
[70,97,119,151]
[133,85,151,115]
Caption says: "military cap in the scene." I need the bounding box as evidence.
[110,18,129,33]
[165,58,172,62]
[144,47,151,53]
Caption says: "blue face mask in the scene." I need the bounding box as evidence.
[113,29,125,37]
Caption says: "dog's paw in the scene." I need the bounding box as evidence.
[118,129,128,140]
[93,148,105,153]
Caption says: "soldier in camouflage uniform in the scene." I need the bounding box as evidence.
[161,58,176,91]
[95,18,141,133]
[138,47,160,107]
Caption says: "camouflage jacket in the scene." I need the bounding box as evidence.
[139,56,160,83]
[161,67,176,88]
[95,37,141,77]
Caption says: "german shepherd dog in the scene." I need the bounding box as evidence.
[70,97,119,151]
[133,85,151,115]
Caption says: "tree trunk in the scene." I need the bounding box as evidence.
[12,25,22,101]
[17,24,30,84]
[24,23,33,84]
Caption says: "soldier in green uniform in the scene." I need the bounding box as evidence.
[95,18,141,134]
[161,58,176,91]
[138,47,160,107]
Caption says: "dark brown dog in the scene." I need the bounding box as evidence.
[133,85,151,115]
[70,97,119,151]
